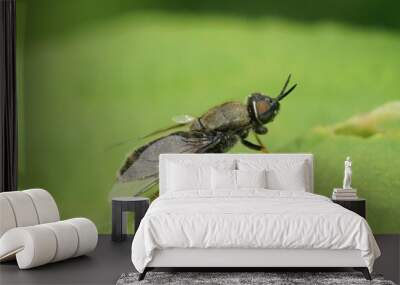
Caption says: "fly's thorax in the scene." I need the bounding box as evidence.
[205,130,240,153]
[190,101,251,131]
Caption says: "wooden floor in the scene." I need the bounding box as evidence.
[0,235,399,285]
[0,235,134,285]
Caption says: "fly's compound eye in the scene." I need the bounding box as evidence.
[256,101,270,114]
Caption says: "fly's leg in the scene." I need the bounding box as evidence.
[238,129,268,153]
[253,133,268,153]
[241,139,267,152]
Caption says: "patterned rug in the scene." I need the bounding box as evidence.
[116,272,396,285]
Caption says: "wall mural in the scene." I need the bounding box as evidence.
[114,75,297,197]
[17,0,400,234]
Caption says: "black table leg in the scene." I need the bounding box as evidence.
[112,201,127,241]
[134,201,149,234]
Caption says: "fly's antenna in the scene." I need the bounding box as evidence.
[279,74,291,96]
[276,74,297,101]
[278,84,297,101]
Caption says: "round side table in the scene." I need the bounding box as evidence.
[112,197,150,242]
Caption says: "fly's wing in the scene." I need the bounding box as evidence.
[118,131,214,182]
[106,115,195,151]
[140,115,196,139]
[172,115,196,124]
[110,131,217,197]
[109,177,158,200]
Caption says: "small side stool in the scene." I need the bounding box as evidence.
[112,197,149,242]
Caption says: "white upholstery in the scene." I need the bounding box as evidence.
[24,189,60,223]
[0,189,59,235]
[211,168,237,190]
[148,248,366,268]
[0,189,97,269]
[166,159,236,192]
[42,221,79,262]
[0,226,57,268]
[238,159,309,191]
[1,191,40,227]
[64,218,98,257]
[236,169,267,189]
[159,154,314,195]
[0,196,17,237]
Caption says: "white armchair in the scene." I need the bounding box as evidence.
[0,189,98,269]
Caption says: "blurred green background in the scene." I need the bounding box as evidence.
[17,0,400,234]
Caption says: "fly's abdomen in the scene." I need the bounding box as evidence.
[190,101,251,131]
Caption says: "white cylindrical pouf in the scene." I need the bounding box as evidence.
[24,189,60,224]
[0,196,17,237]
[0,189,98,269]
[42,221,79,262]
[0,226,57,269]
[64,218,98,257]
[0,192,39,227]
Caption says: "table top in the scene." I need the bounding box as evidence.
[112,196,149,202]
[331,198,366,202]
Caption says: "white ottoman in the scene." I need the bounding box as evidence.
[0,189,98,269]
